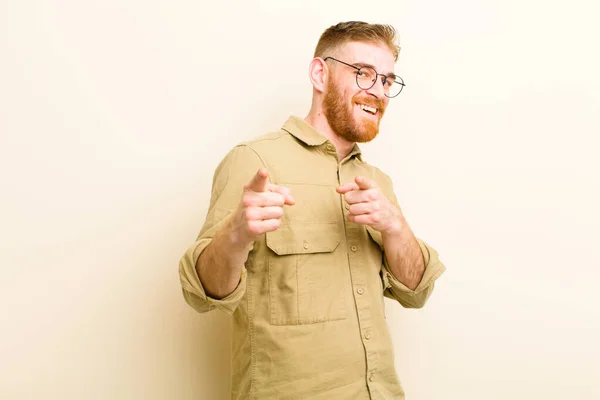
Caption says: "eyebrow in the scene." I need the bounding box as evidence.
[352,62,397,80]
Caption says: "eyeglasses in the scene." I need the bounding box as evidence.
[323,56,405,98]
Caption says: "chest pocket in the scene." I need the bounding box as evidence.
[266,223,346,325]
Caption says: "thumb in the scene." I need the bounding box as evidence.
[246,168,269,192]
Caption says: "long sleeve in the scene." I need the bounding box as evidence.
[371,170,447,309]
[381,238,446,308]
[178,144,266,315]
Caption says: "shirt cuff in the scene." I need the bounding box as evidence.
[179,238,247,315]
[383,238,446,295]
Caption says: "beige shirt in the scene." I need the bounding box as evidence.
[179,116,446,399]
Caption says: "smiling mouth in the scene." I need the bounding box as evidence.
[357,103,378,115]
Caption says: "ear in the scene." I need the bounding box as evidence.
[308,57,327,93]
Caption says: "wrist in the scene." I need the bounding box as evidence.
[224,215,255,252]
[381,215,406,237]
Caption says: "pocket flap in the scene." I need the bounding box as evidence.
[266,223,341,255]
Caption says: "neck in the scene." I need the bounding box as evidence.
[304,106,354,160]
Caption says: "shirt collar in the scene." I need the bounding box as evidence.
[281,115,363,161]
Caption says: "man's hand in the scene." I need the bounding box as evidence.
[230,168,294,244]
[336,176,403,234]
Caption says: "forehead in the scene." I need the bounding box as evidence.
[336,41,396,74]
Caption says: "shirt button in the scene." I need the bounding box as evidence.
[345,203,350,210]
[368,374,375,382]
[303,242,309,250]
[357,288,364,295]
[326,144,335,152]
[364,332,371,340]
[350,245,358,252]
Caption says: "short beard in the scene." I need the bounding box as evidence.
[322,79,382,143]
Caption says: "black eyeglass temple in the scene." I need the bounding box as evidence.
[325,56,404,85]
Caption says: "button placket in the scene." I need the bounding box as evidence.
[340,162,378,389]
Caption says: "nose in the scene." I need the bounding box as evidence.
[365,75,385,98]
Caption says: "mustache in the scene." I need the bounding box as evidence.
[353,97,385,110]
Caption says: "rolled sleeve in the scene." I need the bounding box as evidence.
[382,239,446,308]
[178,143,266,315]
[179,237,248,315]
[372,170,446,308]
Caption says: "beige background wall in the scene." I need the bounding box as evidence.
[1,1,599,399]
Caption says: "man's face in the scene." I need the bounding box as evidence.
[322,41,395,143]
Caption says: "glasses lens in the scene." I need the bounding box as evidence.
[356,67,377,90]
[385,78,404,98]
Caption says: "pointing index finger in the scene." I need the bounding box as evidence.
[246,168,269,192]
[355,176,376,190]
[336,182,359,194]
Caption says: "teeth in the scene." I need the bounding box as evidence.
[359,104,377,114]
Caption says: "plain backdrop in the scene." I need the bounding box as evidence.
[1,1,599,399]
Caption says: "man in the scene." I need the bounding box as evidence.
[179,21,446,399]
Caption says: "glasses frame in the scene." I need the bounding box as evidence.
[323,56,405,98]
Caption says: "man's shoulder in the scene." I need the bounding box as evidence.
[237,129,289,148]
[214,127,294,169]
[227,127,302,162]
